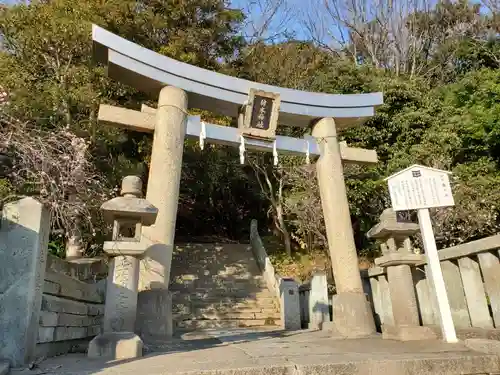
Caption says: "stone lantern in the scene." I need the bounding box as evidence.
[367,208,436,341]
[88,176,158,360]
[367,208,420,256]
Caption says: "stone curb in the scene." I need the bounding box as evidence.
[0,360,9,375]
[464,338,500,355]
[158,353,500,375]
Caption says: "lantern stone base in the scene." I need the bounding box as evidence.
[375,253,425,268]
[88,332,143,360]
[382,324,437,341]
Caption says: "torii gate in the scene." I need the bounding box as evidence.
[93,25,383,338]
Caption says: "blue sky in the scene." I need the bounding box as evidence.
[0,0,307,40]
[230,0,310,41]
[1,0,23,5]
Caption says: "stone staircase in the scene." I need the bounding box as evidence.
[169,243,281,331]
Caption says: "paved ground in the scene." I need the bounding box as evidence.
[12,329,500,375]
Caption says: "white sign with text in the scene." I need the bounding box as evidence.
[386,165,454,211]
[385,164,458,343]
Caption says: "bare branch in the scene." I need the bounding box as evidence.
[0,112,113,250]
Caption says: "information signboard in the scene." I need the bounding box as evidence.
[386,165,454,211]
[385,164,458,343]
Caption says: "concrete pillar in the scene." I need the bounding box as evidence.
[312,118,375,337]
[375,254,437,341]
[138,86,187,337]
[103,256,140,332]
[308,273,330,330]
[140,86,188,289]
[279,278,301,330]
[0,198,50,367]
[387,265,420,327]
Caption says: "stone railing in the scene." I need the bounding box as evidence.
[37,254,106,358]
[0,198,107,369]
[364,208,500,340]
[249,220,301,330]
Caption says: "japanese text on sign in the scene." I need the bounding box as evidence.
[387,166,455,211]
[250,95,273,130]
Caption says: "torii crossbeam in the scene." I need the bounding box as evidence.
[98,104,378,164]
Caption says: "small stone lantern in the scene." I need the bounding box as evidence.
[367,208,420,257]
[88,176,158,360]
[367,208,436,341]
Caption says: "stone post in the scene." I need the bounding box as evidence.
[0,198,50,367]
[138,86,187,337]
[279,278,301,330]
[368,208,436,341]
[308,272,330,330]
[89,176,158,360]
[103,256,140,333]
[312,118,375,338]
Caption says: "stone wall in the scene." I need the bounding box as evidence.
[36,254,106,358]
[249,220,301,330]
[363,234,500,339]
[0,197,108,367]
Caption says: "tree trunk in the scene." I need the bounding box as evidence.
[65,225,84,260]
[276,203,292,256]
[65,193,84,260]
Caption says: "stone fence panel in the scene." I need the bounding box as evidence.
[363,234,500,340]
[36,255,106,358]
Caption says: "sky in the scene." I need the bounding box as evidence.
[0,0,311,42]
[1,0,23,5]
[229,0,310,42]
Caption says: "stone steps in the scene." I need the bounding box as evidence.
[177,318,280,330]
[173,303,279,314]
[170,243,281,332]
[172,302,279,317]
[170,279,268,289]
[174,310,281,321]
[170,289,275,299]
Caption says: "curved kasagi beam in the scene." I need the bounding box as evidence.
[92,25,383,128]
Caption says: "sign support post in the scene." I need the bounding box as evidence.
[417,208,457,343]
[385,164,458,343]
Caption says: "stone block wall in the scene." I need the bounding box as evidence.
[0,197,108,367]
[36,254,106,358]
[363,234,500,340]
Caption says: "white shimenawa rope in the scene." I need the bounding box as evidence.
[239,135,245,164]
[199,121,207,150]
[305,140,310,164]
[273,140,279,166]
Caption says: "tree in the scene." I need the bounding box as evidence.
[248,154,292,256]
[301,0,499,80]
[0,0,247,256]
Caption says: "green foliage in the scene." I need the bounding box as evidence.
[1,0,500,266]
[48,236,66,259]
[0,0,252,254]
[0,178,14,203]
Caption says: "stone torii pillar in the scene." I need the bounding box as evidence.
[136,86,187,337]
[312,118,376,337]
